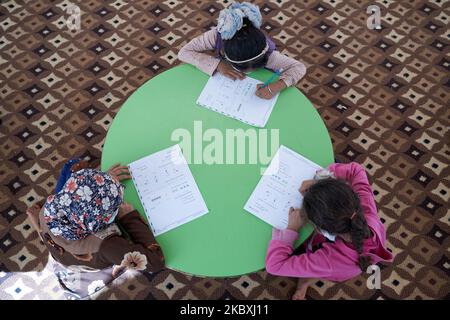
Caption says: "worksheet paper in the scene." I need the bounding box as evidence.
[128,144,208,236]
[244,145,322,229]
[196,73,279,127]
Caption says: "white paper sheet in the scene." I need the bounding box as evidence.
[244,145,322,229]
[128,144,208,236]
[196,73,279,127]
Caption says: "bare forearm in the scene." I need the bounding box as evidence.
[270,79,287,93]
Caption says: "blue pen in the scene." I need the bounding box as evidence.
[260,68,283,89]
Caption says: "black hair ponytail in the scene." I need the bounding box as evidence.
[303,178,373,271]
[349,209,372,271]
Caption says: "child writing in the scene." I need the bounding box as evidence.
[178,2,306,100]
[265,162,393,300]
[26,159,165,299]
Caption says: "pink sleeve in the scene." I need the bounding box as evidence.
[266,229,363,280]
[177,29,221,76]
[329,162,379,220]
[265,230,334,278]
[265,51,307,87]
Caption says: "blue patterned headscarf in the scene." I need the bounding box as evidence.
[217,2,262,40]
[43,169,124,240]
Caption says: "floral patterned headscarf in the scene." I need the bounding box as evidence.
[43,169,124,240]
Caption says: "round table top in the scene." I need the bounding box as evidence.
[101,64,334,277]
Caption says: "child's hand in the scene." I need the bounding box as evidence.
[107,163,132,182]
[287,207,304,232]
[255,83,276,100]
[256,79,286,99]
[216,60,245,80]
[299,179,316,195]
[26,203,43,234]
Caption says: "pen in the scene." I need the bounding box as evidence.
[260,68,283,89]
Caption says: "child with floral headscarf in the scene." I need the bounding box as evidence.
[26,160,165,299]
[178,2,307,100]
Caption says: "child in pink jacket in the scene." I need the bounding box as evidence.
[178,2,306,100]
[266,162,393,300]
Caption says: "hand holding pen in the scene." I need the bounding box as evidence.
[255,68,286,100]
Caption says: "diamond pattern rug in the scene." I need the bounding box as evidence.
[0,0,449,300]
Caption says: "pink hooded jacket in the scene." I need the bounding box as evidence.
[265,162,393,281]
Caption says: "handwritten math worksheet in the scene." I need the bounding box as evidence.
[244,145,322,230]
[128,144,208,236]
[196,73,279,127]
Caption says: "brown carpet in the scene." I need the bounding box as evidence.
[0,0,449,299]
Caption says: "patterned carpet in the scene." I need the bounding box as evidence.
[0,0,449,300]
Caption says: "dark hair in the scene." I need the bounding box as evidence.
[302,178,372,271]
[223,18,268,71]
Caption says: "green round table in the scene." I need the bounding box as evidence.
[101,64,334,277]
